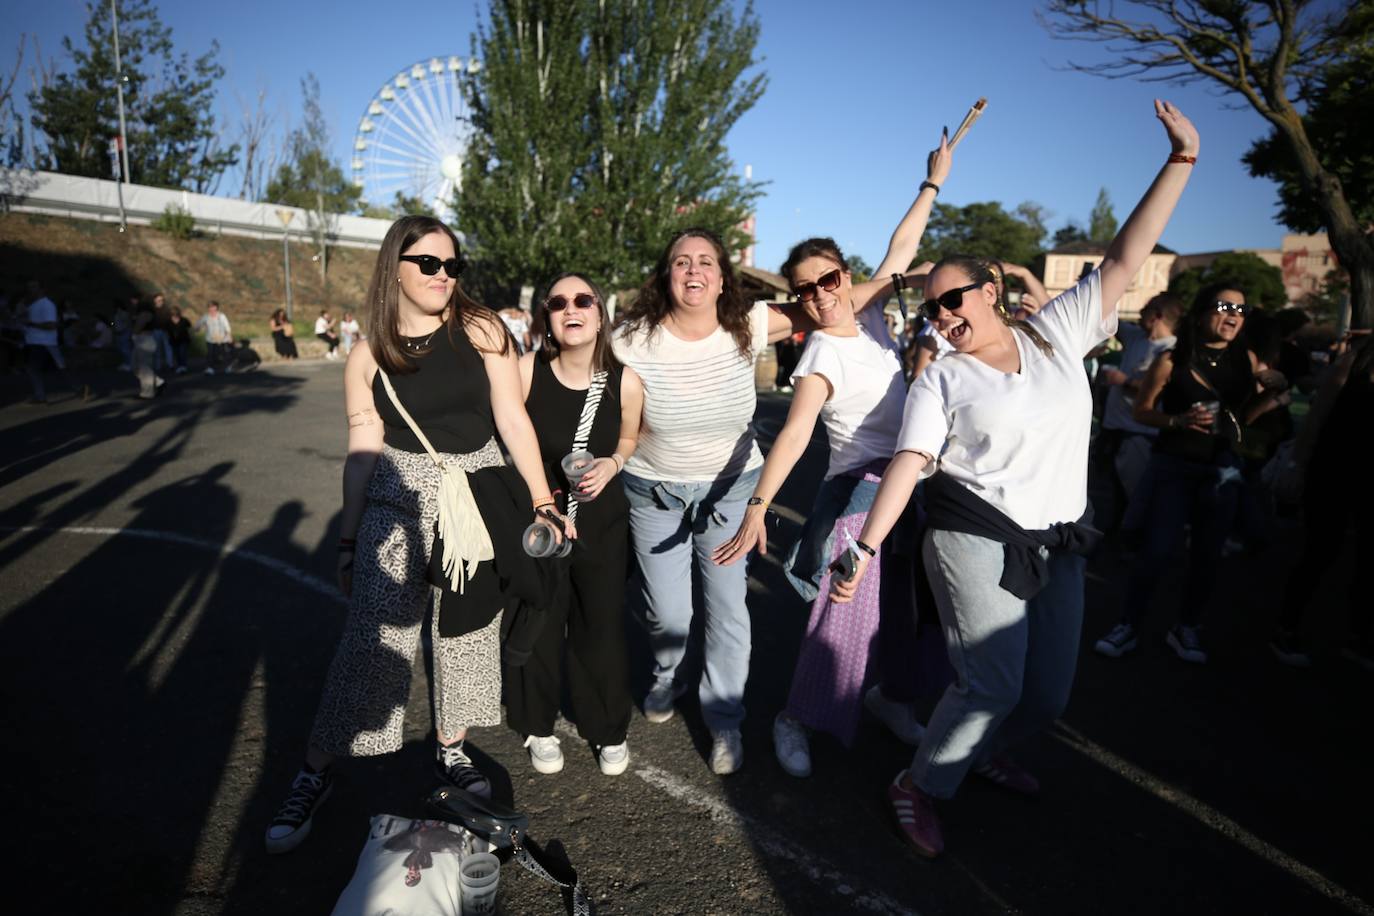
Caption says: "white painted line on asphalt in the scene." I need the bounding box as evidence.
[0,525,346,604]
[1055,721,1374,915]
[634,762,919,916]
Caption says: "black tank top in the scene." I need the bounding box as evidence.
[525,358,628,530]
[373,324,497,454]
[1156,343,1252,463]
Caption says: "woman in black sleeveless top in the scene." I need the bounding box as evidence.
[506,272,645,777]
[1095,284,1284,664]
[265,216,566,855]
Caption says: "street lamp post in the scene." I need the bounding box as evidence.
[276,209,295,321]
[109,0,131,185]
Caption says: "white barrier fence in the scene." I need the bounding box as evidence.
[0,169,392,249]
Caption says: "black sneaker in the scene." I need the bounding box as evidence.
[265,766,333,854]
[1166,624,1208,664]
[435,741,491,798]
[1094,622,1139,658]
[1269,628,1311,667]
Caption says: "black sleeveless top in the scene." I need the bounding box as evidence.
[373,324,497,454]
[1156,343,1252,464]
[525,358,628,530]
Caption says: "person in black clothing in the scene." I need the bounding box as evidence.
[269,308,299,359]
[1094,284,1289,664]
[506,272,645,777]
[264,216,567,855]
[167,306,192,374]
[1271,333,1374,667]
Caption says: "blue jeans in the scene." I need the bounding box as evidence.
[1124,451,1241,627]
[913,528,1086,799]
[622,467,760,732]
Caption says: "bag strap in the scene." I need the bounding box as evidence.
[511,834,593,916]
[565,369,608,525]
[376,368,445,469]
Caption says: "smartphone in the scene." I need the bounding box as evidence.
[828,548,859,582]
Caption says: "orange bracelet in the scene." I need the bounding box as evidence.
[1168,153,1197,165]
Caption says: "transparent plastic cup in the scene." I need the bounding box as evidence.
[1193,400,1221,432]
[561,449,596,502]
[523,518,571,558]
[458,851,500,914]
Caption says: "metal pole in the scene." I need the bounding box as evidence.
[108,138,126,231]
[110,0,131,184]
[283,227,293,321]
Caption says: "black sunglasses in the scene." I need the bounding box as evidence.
[792,268,843,303]
[546,293,599,312]
[1213,300,1250,316]
[919,283,981,319]
[399,254,465,277]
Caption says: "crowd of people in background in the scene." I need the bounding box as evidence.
[0,287,377,402]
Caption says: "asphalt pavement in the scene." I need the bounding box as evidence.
[0,362,1369,915]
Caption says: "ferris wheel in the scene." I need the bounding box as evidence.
[351,56,482,220]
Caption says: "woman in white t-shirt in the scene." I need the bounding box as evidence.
[339,311,363,356]
[711,132,952,779]
[612,227,815,775]
[831,100,1200,858]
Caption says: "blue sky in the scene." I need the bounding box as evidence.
[4,0,1299,272]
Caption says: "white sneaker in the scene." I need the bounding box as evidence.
[523,734,564,774]
[643,679,687,724]
[772,714,811,778]
[709,728,744,775]
[597,741,630,776]
[863,685,926,746]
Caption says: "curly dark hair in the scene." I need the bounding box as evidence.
[614,227,754,360]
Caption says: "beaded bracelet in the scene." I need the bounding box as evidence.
[1167,153,1197,165]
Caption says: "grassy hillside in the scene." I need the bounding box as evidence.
[0,212,379,332]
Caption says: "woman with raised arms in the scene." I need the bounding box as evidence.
[831,101,1200,857]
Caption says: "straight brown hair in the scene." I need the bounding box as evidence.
[366,215,509,375]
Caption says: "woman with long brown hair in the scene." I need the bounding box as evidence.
[505,272,644,777]
[265,215,566,854]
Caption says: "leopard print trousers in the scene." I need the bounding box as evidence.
[311,441,506,757]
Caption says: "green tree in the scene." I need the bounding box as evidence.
[1041,0,1374,328]
[1052,223,1089,248]
[921,200,1046,267]
[29,0,236,190]
[846,253,874,283]
[1168,251,1287,311]
[1088,187,1118,243]
[265,73,362,285]
[457,0,766,294]
[1243,54,1372,237]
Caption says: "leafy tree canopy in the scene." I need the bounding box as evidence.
[29,0,237,191]
[921,200,1047,267]
[1088,187,1118,243]
[457,0,766,296]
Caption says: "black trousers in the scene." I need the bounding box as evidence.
[505,517,633,746]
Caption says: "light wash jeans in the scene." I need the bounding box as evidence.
[622,467,760,732]
[912,528,1086,799]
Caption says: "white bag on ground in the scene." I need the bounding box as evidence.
[331,815,470,916]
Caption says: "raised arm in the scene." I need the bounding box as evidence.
[712,373,830,565]
[1098,100,1199,320]
[871,131,951,284]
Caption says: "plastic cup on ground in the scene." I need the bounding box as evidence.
[561,449,596,501]
[459,851,500,914]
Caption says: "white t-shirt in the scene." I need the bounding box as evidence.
[791,305,905,479]
[613,301,771,482]
[1103,325,1175,436]
[314,316,331,335]
[25,297,58,347]
[340,318,361,339]
[895,270,1115,530]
